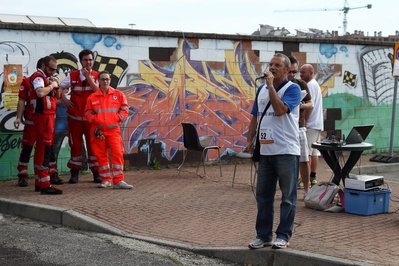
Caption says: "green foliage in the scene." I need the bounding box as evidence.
[123,166,140,172]
[150,157,161,170]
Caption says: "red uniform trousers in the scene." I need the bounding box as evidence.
[90,127,124,184]
[33,114,55,189]
[67,117,98,172]
[17,123,37,180]
[18,124,58,186]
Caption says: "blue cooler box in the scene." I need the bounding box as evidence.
[344,188,390,216]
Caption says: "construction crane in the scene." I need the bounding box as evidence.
[275,0,372,35]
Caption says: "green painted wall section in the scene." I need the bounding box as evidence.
[323,93,397,154]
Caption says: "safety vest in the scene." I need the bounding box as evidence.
[30,71,57,115]
[68,70,99,120]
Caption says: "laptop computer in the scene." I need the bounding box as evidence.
[345,125,374,144]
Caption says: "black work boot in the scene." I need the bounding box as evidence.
[17,177,28,187]
[68,169,79,184]
[93,171,101,183]
[50,173,64,185]
[41,185,63,195]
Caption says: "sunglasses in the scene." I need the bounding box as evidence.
[99,78,111,82]
[46,65,57,72]
[289,70,298,74]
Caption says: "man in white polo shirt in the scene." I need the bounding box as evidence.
[299,64,323,186]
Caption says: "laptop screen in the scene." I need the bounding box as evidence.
[345,125,374,144]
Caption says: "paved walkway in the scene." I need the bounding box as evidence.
[0,153,398,265]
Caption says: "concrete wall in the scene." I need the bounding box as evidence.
[0,23,396,179]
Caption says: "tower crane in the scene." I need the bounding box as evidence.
[274,0,372,35]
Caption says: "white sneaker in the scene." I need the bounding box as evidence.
[248,238,273,249]
[272,238,290,249]
[113,181,133,189]
[98,181,112,188]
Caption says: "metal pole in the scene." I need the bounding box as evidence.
[389,77,398,156]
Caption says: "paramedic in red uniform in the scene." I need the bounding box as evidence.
[14,58,42,187]
[84,70,132,189]
[60,49,100,183]
[14,58,63,190]
[31,56,63,195]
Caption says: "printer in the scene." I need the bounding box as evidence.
[345,175,384,191]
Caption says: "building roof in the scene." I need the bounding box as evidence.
[0,14,95,27]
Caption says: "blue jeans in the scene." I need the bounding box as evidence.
[255,154,299,242]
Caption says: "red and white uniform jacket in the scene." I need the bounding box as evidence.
[31,70,57,115]
[68,70,99,120]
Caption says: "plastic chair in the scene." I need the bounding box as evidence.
[178,123,222,177]
[232,151,257,188]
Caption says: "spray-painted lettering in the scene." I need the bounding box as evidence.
[0,134,22,158]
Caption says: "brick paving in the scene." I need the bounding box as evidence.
[0,154,398,265]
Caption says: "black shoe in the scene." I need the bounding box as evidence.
[18,178,28,187]
[40,185,63,195]
[93,171,101,183]
[68,169,79,184]
[35,186,40,192]
[50,173,64,185]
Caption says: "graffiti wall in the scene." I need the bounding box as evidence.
[0,26,397,179]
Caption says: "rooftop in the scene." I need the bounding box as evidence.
[0,14,95,27]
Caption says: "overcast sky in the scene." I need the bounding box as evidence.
[2,0,397,37]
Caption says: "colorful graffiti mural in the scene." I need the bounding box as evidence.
[124,40,258,162]
[0,27,397,179]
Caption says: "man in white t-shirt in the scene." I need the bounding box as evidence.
[299,64,323,186]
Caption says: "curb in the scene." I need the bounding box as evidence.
[0,197,377,266]
[351,162,399,175]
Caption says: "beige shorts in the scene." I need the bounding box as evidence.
[299,127,309,162]
[306,128,321,156]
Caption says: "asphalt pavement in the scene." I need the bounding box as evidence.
[0,153,398,266]
[0,213,239,266]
